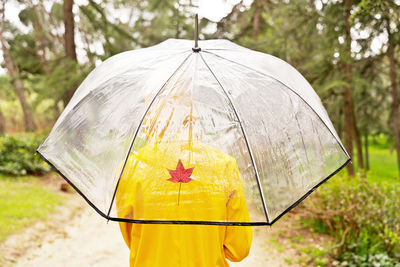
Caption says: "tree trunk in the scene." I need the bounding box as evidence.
[14,79,36,131]
[0,1,36,131]
[352,110,364,169]
[364,131,369,170]
[0,105,5,134]
[344,84,355,176]
[387,22,400,176]
[63,0,77,105]
[252,1,262,42]
[343,0,355,176]
[338,105,343,139]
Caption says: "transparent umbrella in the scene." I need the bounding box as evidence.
[37,20,350,226]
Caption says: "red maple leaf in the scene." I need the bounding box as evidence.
[167,160,194,183]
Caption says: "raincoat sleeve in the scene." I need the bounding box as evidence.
[116,154,137,248]
[223,158,253,262]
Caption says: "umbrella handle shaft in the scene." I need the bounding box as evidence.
[193,14,201,52]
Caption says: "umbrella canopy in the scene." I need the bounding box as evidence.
[37,38,350,226]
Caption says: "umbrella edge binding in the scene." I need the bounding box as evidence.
[36,150,350,226]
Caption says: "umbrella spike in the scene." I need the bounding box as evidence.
[192,14,201,52]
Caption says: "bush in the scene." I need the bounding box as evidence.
[301,176,400,264]
[0,132,50,176]
[333,252,400,267]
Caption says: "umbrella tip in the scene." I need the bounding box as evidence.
[192,13,201,52]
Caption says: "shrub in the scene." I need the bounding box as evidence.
[301,176,400,264]
[0,132,50,176]
[333,252,400,267]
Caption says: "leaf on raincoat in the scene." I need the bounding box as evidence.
[167,159,194,183]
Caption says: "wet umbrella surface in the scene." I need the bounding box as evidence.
[37,38,350,226]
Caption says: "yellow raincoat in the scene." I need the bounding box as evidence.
[116,142,252,267]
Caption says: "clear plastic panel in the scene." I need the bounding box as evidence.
[200,48,346,154]
[201,51,349,221]
[54,40,191,130]
[112,53,266,223]
[38,51,191,213]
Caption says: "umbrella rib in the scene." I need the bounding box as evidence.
[199,53,271,224]
[202,50,350,159]
[106,52,193,219]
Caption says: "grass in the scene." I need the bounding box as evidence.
[0,176,65,242]
[367,145,399,183]
[350,134,399,184]
[300,217,328,234]
[269,237,285,253]
[284,257,293,264]
[300,245,329,266]
[288,234,305,243]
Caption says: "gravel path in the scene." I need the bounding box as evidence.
[3,193,303,267]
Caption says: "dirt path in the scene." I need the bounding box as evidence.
[2,192,322,267]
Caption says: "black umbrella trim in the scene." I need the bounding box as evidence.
[37,150,350,226]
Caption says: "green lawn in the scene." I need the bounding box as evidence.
[350,135,399,184]
[0,176,65,242]
[367,145,398,183]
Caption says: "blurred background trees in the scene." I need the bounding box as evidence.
[0,0,399,174]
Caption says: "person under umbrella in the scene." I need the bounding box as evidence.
[116,88,252,266]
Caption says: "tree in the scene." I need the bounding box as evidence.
[387,19,400,176]
[342,0,357,176]
[0,0,36,131]
[227,0,364,176]
[354,0,400,175]
[127,0,195,48]
[252,0,262,42]
[79,0,136,57]
[0,103,4,133]
[63,0,77,105]
[19,2,62,117]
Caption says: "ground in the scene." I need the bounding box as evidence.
[0,179,331,267]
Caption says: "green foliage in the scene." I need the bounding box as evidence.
[302,177,400,263]
[79,0,138,57]
[8,33,43,76]
[0,133,50,176]
[0,76,15,100]
[333,252,400,267]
